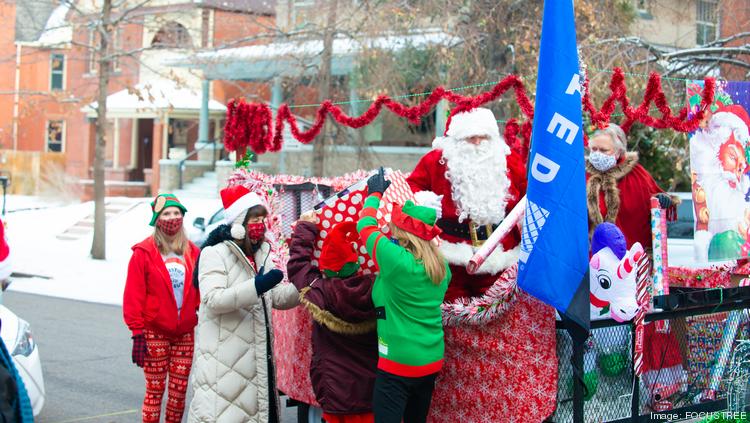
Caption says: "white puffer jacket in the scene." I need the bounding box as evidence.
[188,240,299,423]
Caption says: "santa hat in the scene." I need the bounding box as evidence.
[444,107,502,141]
[220,185,267,239]
[319,221,360,277]
[711,104,750,144]
[391,200,442,241]
[0,220,10,281]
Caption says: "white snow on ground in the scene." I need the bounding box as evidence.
[4,195,223,306]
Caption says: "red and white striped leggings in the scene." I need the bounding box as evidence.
[142,330,194,423]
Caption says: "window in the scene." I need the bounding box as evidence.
[87,28,121,73]
[87,29,97,74]
[112,28,122,72]
[291,0,315,29]
[151,22,193,49]
[50,54,64,91]
[697,0,719,45]
[46,120,64,152]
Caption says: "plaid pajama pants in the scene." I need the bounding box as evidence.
[142,330,194,423]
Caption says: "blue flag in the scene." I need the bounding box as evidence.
[517,0,590,341]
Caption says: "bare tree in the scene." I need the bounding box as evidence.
[91,0,113,260]
[61,0,200,259]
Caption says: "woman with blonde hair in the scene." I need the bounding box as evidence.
[123,193,200,422]
[357,168,450,423]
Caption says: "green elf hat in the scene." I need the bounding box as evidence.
[391,200,442,240]
[149,193,187,226]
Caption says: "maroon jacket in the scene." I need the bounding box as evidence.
[287,222,378,415]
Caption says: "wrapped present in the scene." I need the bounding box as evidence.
[312,169,414,275]
[686,314,728,390]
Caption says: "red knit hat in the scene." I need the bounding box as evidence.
[319,221,360,277]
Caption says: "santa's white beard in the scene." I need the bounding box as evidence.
[434,136,511,225]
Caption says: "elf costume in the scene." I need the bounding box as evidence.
[358,169,450,422]
[358,195,449,376]
[287,220,377,423]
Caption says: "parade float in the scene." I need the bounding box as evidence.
[220,66,750,422]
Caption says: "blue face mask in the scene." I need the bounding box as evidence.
[390,237,400,245]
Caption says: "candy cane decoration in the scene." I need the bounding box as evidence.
[634,249,651,376]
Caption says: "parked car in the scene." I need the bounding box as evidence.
[0,304,44,416]
[188,208,225,247]
[666,192,695,267]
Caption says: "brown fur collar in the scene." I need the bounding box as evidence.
[586,152,639,227]
[299,287,377,335]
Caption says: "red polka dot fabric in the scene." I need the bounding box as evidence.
[314,170,414,275]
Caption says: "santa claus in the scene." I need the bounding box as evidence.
[407,107,527,301]
[690,104,750,260]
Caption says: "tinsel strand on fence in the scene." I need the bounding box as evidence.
[223,68,715,157]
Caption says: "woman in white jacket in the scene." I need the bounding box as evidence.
[188,185,299,423]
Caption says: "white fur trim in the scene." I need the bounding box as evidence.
[445,108,502,141]
[710,112,749,142]
[231,224,246,240]
[413,191,443,219]
[439,240,519,275]
[224,191,265,226]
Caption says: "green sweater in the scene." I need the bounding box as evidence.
[357,193,450,377]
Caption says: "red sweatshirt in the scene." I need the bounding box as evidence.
[123,237,200,337]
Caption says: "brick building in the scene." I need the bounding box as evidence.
[0,0,273,196]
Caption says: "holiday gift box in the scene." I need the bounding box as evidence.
[312,169,414,275]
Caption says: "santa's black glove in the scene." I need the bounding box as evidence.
[655,193,673,209]
[367,167,391,195]
[131,334,147,368]
[255,269,284,295]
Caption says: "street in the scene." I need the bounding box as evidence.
[3,292,298,423]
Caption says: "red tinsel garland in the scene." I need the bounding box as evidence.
[224,67,715,157]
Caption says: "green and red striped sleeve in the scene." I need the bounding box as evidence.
[356,193,403,270]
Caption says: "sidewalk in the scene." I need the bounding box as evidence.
[4,195,220,305]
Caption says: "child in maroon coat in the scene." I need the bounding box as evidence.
[287,212,378,423]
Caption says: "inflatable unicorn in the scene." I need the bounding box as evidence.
[583,223,644,399]
[589,223,644,322]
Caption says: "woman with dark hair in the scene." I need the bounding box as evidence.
[188,185,299,423]
[124,193,200,422]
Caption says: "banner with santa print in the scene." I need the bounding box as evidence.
[687,80,750,261]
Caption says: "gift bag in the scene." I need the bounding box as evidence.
[313,169,414,275]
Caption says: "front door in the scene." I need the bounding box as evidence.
[136,119,154,180]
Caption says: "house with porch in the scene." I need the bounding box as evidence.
[0,0,274,197]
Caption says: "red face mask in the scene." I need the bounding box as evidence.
[157,217,183,236]
[246,222,266,241]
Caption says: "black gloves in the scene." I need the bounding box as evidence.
[367,167,391,195]
[655,193,673,209]
[255,269,284,296]
[131,334,147,368]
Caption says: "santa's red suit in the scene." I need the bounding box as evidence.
[407,108,527,301]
